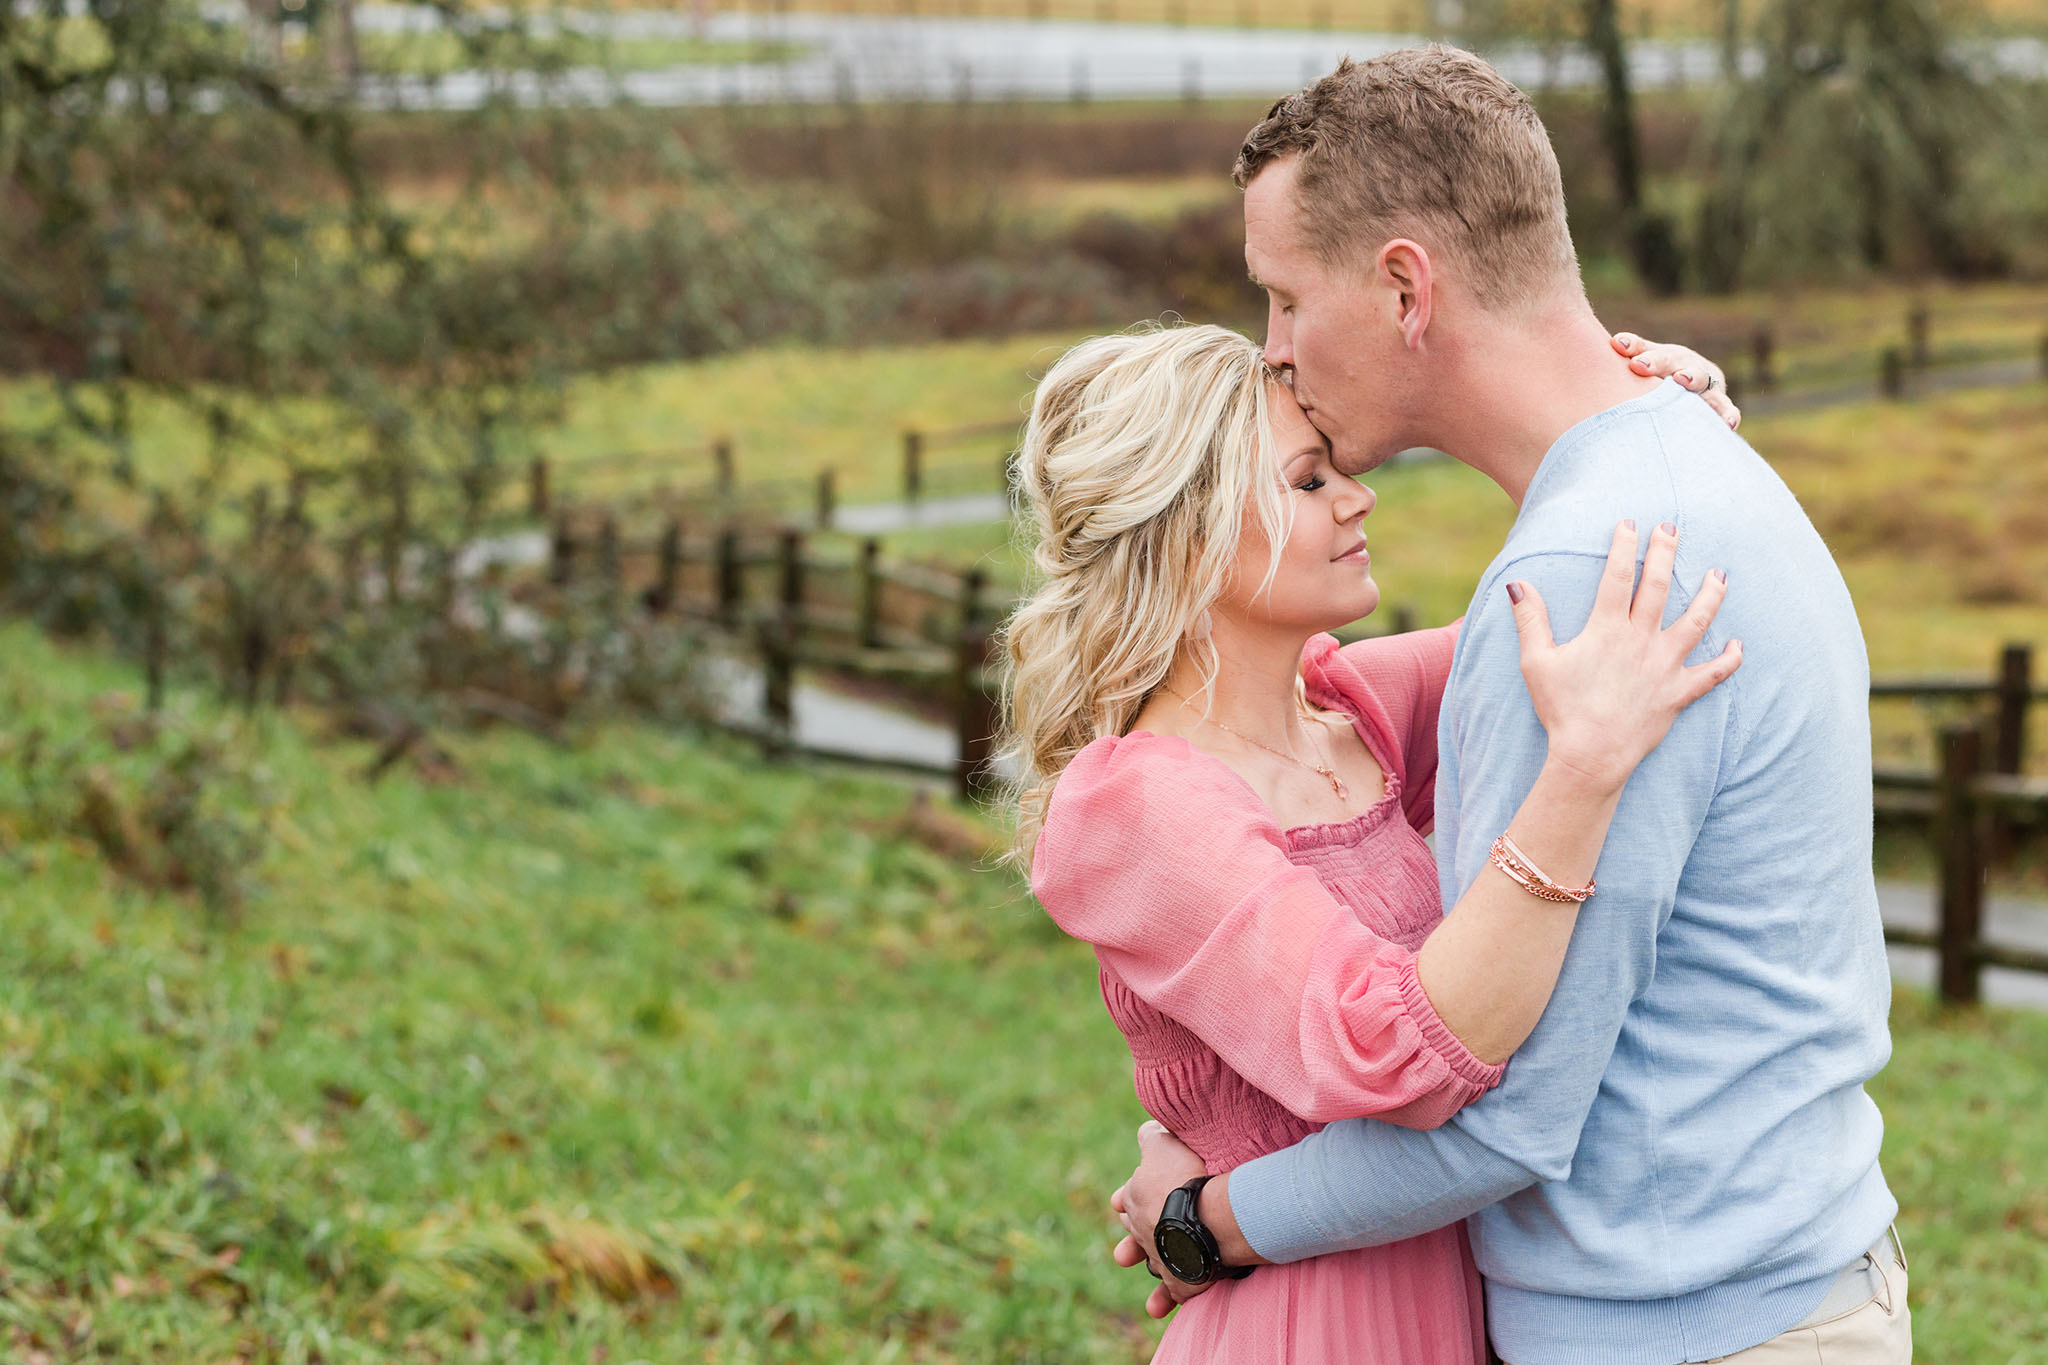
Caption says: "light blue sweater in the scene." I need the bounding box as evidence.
[1227,380,1898,1365]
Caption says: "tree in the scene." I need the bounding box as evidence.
[1696,0,2006,290]
[1582,0,1683,293]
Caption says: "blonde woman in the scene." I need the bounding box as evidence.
[1010,323,1741,1363]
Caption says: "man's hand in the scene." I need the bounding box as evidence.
[1108,1121,1212,1319]
[1611,332,1742,431]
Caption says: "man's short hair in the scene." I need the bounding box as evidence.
[1234,46,1578,308]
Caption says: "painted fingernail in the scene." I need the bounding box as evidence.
[1713,568,1728,584]
[1506,582,1525,605]
[1616,333,1637,348]
[1623,518,1636,532]
[1675,371,1693,386]
[1660,522,1677,537]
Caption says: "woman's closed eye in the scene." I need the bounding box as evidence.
[1295,473,1326,493]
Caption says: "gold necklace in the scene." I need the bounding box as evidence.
[1161,689,1350,801]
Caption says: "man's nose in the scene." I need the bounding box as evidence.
[1262,309,1293,369]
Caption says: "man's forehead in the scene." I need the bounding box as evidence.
[1243,160,1308,267]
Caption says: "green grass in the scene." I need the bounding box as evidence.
[0,623,1153,1361]
[0,621,2044,1359]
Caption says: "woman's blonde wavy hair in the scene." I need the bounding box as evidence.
[1000,322,1296,869]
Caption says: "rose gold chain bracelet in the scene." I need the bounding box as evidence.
[1489,833,1596,904]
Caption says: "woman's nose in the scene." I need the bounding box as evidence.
[1338,481,1376,520]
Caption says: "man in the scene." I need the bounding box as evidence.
[1106,47,1905,1364]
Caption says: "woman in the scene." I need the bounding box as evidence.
[1006,323,1739,1362]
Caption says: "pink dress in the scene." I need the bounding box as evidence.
[1031,627,1495,1364]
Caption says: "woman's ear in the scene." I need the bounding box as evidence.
[1377,239,1434,352]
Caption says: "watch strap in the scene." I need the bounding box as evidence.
[1160,1175,1254,1283]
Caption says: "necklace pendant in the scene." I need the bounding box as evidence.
[1321,768,1349,800]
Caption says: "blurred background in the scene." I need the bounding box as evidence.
[1,1,2044,1359]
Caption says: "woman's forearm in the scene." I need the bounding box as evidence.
[1414,757,1626,1064]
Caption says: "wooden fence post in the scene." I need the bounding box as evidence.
[549,512,575,587]
[759,614,796,761]
[597,515,622,601]
[1989,642,2033,864]
[528,456,550,521]
[955,624,1000,803]
[645,518,681,614]
[1878,347,1905,400]
[716,526,742,628]
[778,529,806,625]
[713,438,734,498]
[902,429,924,503]
[1751,324,1776,393]
[815,468,836,530]
[959,566,987,637]
[1906,304,1931,369]
[858,537,883,649]
[1936,719,1987,1005]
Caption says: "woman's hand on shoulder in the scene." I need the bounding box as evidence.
[1506,520,1741,793]
[1611,331,1741,430]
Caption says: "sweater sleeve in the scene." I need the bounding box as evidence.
[1031,734,1503,1129]
[1313,625,1460,835]
[1226,552,1733,1262]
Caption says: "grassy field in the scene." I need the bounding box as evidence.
[0,621,2045,1360]
[522,279,2048,507]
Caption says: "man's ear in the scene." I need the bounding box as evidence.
[1377,239,1434,352]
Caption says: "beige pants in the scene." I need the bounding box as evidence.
[1706,1228,1912,1364]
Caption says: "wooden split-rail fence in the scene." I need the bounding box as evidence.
[540,501,2048,1007]
[521,306,2048,1003]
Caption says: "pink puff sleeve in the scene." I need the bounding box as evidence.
[1030,732,1503,1130]
[1305,624,1459,835]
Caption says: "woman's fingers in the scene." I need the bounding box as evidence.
[1632,522,1679,627]
[1664,568,1729,660]
[1147,1284,1176,1318]
[1678,638,1745,706]
[1506,578,1555,658]
[1113,1234,1147,1268]
[1630,343,1722,389]
[1591,518,1640,621]
[1612,333,1741,428]
[1696,383,1742,431]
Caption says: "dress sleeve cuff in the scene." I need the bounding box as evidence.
[1397,955,1508,1095]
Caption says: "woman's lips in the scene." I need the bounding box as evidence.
[1334,540,1370,565]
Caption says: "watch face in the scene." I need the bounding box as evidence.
[1155,1224,1208,1283]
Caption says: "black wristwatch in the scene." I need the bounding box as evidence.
[1153,1176,1255,1285]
